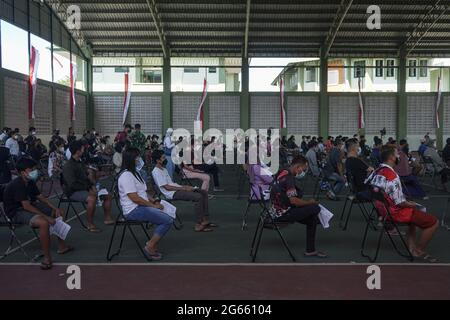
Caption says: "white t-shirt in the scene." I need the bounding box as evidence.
[152,167,180,200]
[118,171,149,215]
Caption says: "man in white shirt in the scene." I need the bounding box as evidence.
[152,150,216,232]
[5,132,20,158]
[163,128,176,179]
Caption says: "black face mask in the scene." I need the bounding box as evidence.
[162,159,168,167]
[394,157,400,166]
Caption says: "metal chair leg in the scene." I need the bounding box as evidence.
[242,201,252,231]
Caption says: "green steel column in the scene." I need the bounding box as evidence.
[87,60,94,129]
[162,57,172,132]
[241,58,250,130]
[319,52,329,138]
[397,51,407,141]
[0,70,4,129]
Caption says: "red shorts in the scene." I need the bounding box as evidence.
[410,209,438,229]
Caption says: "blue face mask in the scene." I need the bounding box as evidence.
[27,170,40,181]
[136,157,145,171]
[296,171,306,180]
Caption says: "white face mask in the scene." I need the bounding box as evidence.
[357,147,362,155]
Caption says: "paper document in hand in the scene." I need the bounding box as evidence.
[160,200,177,219]
[98,189,109,197]
[318,205,334,229]
[50,217,71,240]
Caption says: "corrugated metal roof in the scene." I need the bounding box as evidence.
[51,0,450,57]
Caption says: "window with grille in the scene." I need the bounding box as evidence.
[354,61,366,78]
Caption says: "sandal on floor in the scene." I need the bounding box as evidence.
[143,247,163,261]
[203,222,219,228]
[414,253,438,263]
[40,261,53,270]
[104,220,115,226]
[87,226,102,233]
[57,246,74,255]
[195,225,214,232]
[304,251,328,258]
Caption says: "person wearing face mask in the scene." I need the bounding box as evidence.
[2,158,73,270]
[365,146,439,263]
[322,138,347,200]
[163,128,176,179]
[423,139,450,191]
[118,148,173,260]
[24,127,37,151]
[48,140,66,179]
[152,150,216,233]
[270,155,327,258]
[305,140,321,177]
[5,130,20,159]
[345,140,374,201]
[394,139,428,200]
[115,124,132,144]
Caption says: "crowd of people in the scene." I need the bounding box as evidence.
[0,124,449,268]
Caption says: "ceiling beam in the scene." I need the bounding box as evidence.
[321,0,354,58]
[243,0,251,58]
[401,0,449,56]
[145,0,169,57]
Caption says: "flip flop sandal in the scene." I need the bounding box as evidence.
[195,225,214,232]
[204,222,219,228]
[415,253,437,263]
[143,247,163,261]
[40,261,53,270]
[57,246,74,255]
[304,251,328,258]
[104,220,115,226]
[87,226,102,233]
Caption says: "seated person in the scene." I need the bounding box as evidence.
[181,161,211,192]
[345,140,374,201]
[151,150,215,232]
[322,138,346,200]
[442,138,450,166]
[247,161,274,200]
[366,146,439,262]
[423,139,450,191]
[3,158,73,270]
[62,140,114,232]
[370,137,383,167]
[305,140,321,177]
[0,145,12,184]
[113,142,125,174]
[394,140,427,199]
[48,140,66,179]
[5,131,20,159]
[28,139,47,162]
[118,148,173,261]
[270,156,327,258]
[193,162,223,192]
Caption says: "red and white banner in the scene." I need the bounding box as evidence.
[280,76,286,129]
[28,46,40,120]
[436,76,442,129]
[358,77,365,129]
[122,73,131,125]
[70,62,77,121]
[195,78,208,131]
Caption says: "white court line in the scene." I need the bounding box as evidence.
[0,262,449,267]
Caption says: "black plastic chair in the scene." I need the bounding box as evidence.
[339,172,374,231]
[250,185,296,262]
[242,181,271,231]
[422,156,438,189]
[442,195,450,230]
[0,184,41,261]
[360,186,414,263]
[57,174,88,229]
[106,183,152,262]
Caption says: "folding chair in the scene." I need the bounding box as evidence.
[250,185,296,262]
[57,174,88,229]
[237,165,249,200]
[442,195,450,230]
[422,156,438,189]
[312,171,331,201]
[339,173,375,231]
[37,158,57,198]
[106,183,152,262]
[149,174,183,230]
[241,181,270,231]
[177,165,195,187]
[0,184,41,261]
[360,186,414,263]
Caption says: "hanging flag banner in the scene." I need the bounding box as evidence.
[280,76,286,129]
[436,76,442,129]
[122,72,131,125]
[28,46,40,120]
[358,77,365,129]
[70,62,77,121]
[195,78,208,131]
